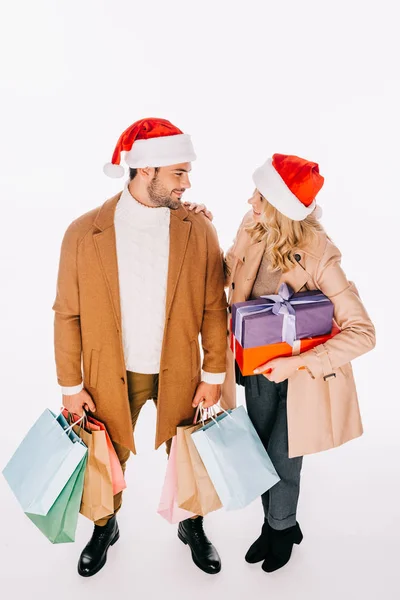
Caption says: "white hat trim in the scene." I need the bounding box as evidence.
[252,158,316,221]
[125,133,196,168]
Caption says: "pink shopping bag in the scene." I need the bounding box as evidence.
[62,410,126,496]
[157,437,196,524]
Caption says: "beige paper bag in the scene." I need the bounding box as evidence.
[73,426,114,522]
[176,422,222,516]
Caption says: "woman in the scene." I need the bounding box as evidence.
[222,153,375,572]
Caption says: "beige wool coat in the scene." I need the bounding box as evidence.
[53,193,228,453]
[222,211,376,458]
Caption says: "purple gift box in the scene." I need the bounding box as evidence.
[232,283,334,349]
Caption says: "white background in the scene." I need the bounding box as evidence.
[0,1,398,599]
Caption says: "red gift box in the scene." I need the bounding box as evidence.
[230,319,340,376]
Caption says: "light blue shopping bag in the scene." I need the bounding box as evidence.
[191,405,280,510]
[2,409,87,516]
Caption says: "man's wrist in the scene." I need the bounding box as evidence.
[201,370,225,385]
[61,383,84,395]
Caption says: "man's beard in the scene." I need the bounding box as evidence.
[147,175,182,210]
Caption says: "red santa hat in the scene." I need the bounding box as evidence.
[252,153,324,221]
[103,117,197,178]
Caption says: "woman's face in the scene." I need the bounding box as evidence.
[247,189,265,222]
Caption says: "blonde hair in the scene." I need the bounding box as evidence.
[246,197,325,273]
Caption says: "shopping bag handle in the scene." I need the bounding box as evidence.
[60,407,86,436]
[210,403,232,419]
[193,402,216,425]
[193,403,205,425]
[195,402,233,428]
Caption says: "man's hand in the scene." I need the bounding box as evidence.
[192,382,221,409]
[62,388,96,417]
[183,202,213,222]
[253,356,301,383]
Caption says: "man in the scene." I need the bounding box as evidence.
[53,118,228,577]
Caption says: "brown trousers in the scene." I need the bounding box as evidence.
[95,371,172,526]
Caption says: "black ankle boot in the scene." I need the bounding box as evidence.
[245,519,270,563]
[178,517,221,575]
[78,515,120,577]
[262,522,303,573]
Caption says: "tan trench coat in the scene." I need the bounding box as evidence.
[52,193,228,453]
[222,211,376,458]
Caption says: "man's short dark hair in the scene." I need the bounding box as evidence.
[129,167,159,180]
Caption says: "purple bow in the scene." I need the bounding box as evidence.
[261,283,297,346]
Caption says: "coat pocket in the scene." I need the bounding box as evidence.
[339,362,353,379]
[89,349,100,388]
[191,340,200,380]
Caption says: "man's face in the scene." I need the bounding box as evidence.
[147,163,192,209]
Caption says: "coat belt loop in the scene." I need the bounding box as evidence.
[314,345,335,380]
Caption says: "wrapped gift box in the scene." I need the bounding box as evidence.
[230,324,340,376]
[232,283,334,349]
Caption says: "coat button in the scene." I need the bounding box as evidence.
[243,256,246,262]
[232,282,235,289]
[294,253,301,262]
[121,377,125,384]
[228,306,232,313]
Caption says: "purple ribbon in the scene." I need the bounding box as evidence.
[261,283,297,346]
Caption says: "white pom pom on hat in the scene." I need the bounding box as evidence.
[103,117,196,178]
[103,162,125,179]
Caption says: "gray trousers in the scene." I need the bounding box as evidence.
[244,375,303,530]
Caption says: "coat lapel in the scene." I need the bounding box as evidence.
[241,240,266,299]
[241,240,312,298]
[93,193,122,331]
[92,194,191,328]
[277,251,312,293]
[166,206,191,317]
[244,240,266,280]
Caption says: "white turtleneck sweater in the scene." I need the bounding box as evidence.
[115,184,170,373]
[62,185,224,395]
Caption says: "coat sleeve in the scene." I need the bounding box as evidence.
[300,239,376,379]
[224,235,237,289]
[52,221,83,387]
[201,221,229,375]
[224,210,252,288]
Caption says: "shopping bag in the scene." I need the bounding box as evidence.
[176,422,222,516]
[2,409,87,516]
[157,437,196,524]
[26,453,87,543]
[191,406,280,510]
[71,422,114,522]
[64,410,126,497]
[86,416,126,496]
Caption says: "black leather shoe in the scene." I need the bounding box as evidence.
[178,517,221,574]
[245,519,270,563]
[78,515,119,577]
[261,522,303,573]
